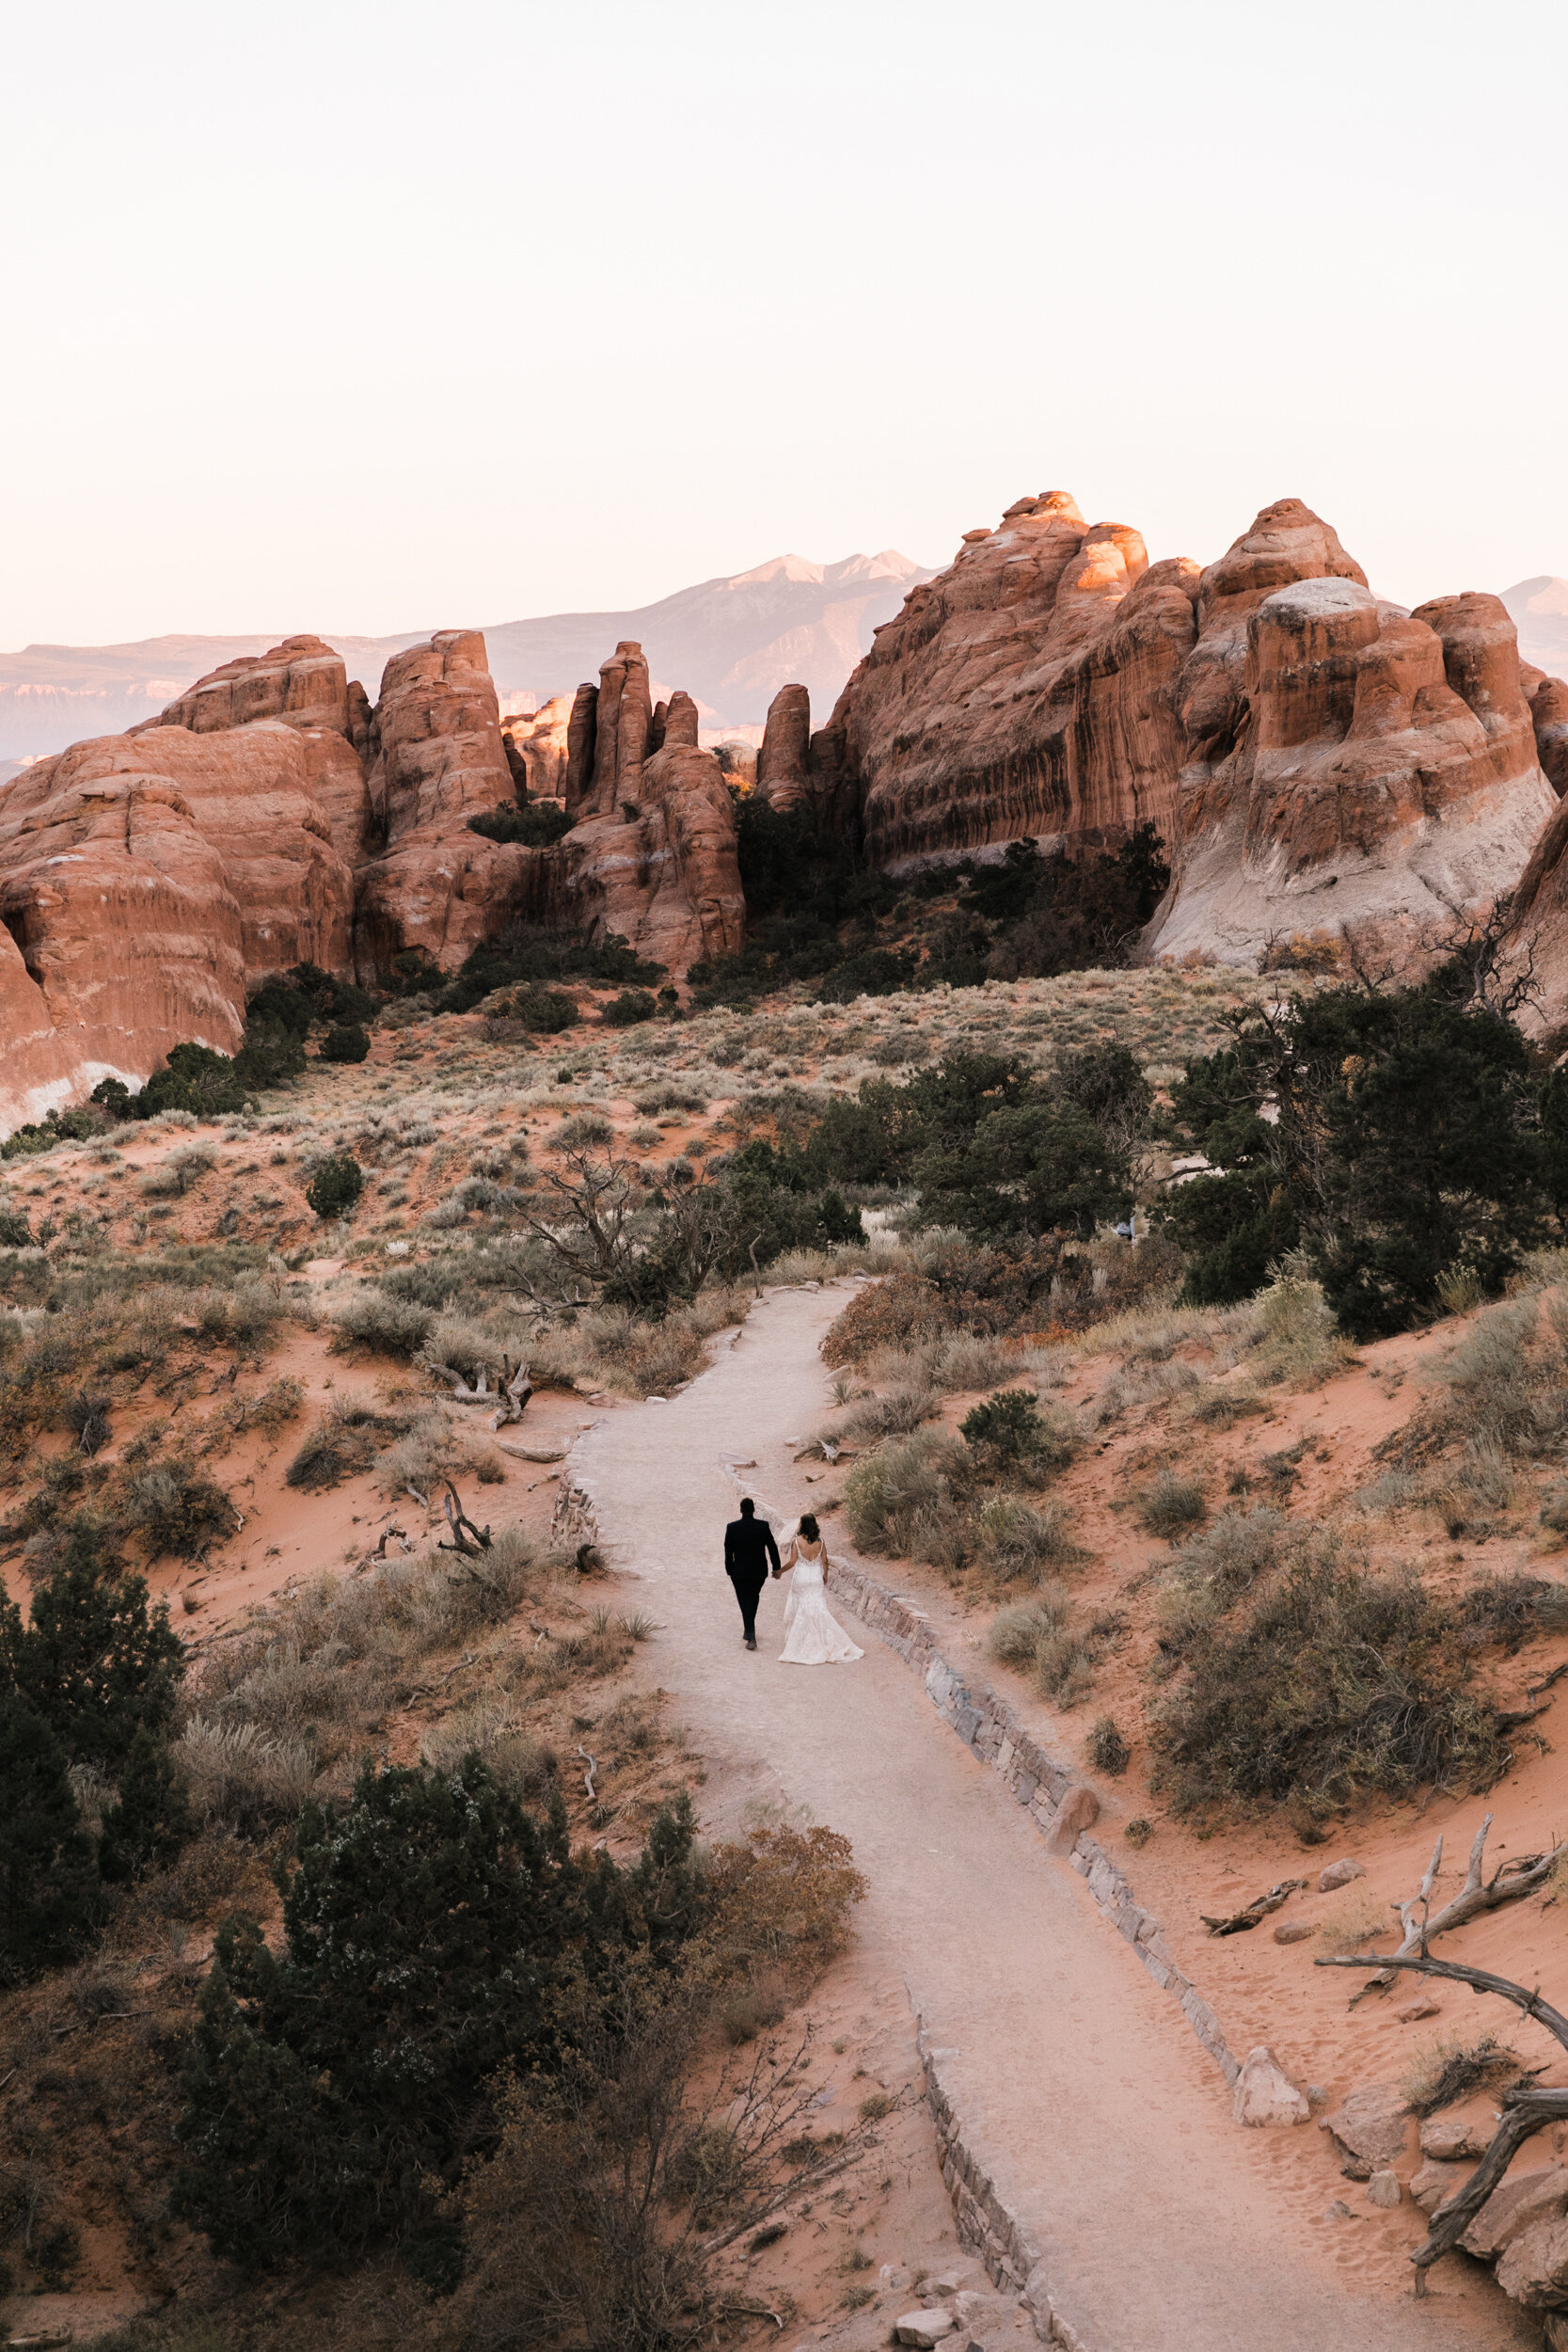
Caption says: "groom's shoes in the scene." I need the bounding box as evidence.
[744,1636,757,1650]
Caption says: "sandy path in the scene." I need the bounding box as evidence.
[574,1282,1528,2352]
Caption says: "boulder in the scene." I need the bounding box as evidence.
[1232,2045,1309,2127]
[1322,2084,1410,2177]
[1462,2165,1568,2262]
[1398,1998,1442,2022]
[1318,1857,1365,1892]
[0,719,353,1120]
[1273,1922,1314,1945]
[1366,2169,1402,2209]
[1410,2158,1466,2215]
[1419,2113,1495,2162]
[1044,1784,1100,1854]
[1496,2211,1568,2308]
[895,2312,956,2348]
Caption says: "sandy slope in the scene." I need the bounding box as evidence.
[571,1282,1531,2352]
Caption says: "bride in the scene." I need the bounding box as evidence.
[775,1514,863,1666]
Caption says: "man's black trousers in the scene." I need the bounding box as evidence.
[728,1570,766,1643]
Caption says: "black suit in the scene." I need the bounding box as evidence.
[724,1513,780,1644]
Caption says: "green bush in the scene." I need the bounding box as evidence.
[0,1687,99,1983]
[306,1150,364,1220]
[141,1041,251,1119]
[320,1022,371,1064]
[601,988,659,1027]
[1169,978,1553,1333]
[171,1759,705,2267]
[98,1720,195,1882]
[6,1524,184,1770]
[960,1388,1051,1469]
[467,801,573,846]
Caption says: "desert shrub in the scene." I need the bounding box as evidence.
[493,981,579,1031]
[170,1765,705,2267]
[832,1381,938,1441]
[377,1406,467,1496]
[1402,2032,1518,2118]
[1135,1469,1208,1538]
[960,1386,1074,1474]
[435,920,660,1013]
[1153,1508,1289,1664]
[306,1149,363,1220]
[602,989,659,1027]
[1087,1716,1130,1774]
[1149,1549,1515,1820]
[0,1687,100,1983]
[987,1585,1097,1705]
[178,1716,318,1833]
[932,1332,1018,1392]
[969,1492,1079,1584]
[140,1143,218,1199]
[333,1283,436,1358]
[123,1458,236,1556]
[704,1820,866,1983]
[421,1699,557,1801]
[320,1022,371,1065]
[842,1431,969,1556]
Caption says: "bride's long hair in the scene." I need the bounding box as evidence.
[797,1512,820,1544]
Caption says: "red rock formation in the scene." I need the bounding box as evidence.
[586,642,654,817]
[354,630,542,977]
[758,683,812,810]
[662,691,701,750]
[553,739,744,975]
[1146,552,1556,971]
[820,493,1196,868]
[0,744,247,1121]
[1523,670,1568,796]
[503,691,574,802]
[145,635,373,867]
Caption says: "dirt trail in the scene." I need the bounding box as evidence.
[573,1282,1528,2352]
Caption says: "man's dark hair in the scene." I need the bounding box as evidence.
[739,1498,754,1517]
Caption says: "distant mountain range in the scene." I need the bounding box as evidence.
[1503,577,1568,679]
[0,550,933,764]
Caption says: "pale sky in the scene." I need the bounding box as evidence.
[3,0,1564,647]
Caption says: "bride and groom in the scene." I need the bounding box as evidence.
[722,1497,863,1666]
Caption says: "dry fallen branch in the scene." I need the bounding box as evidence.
[1349,1815,1565,2003]
[1318,1946,1568,2291]
[436,1481,493,1557]
[1201,1877,1307,1937]
[432,1353,533,1428]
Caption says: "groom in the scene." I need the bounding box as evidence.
[723,1497,781,1651]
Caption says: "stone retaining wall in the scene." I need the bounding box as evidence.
[919,2025,1093,2348]
[823,1554,1240,2091]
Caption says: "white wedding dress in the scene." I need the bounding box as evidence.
[777,1534,863,1666]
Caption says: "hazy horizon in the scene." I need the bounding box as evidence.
[4,2,1566,647]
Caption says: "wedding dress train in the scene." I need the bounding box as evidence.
[777,1534,863,1665]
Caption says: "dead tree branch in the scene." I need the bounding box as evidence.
[1348,1815,1565,2002]
[1318,1947,1568,2291]
[430,1353,532,1427]
[436,1481,493,1556]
